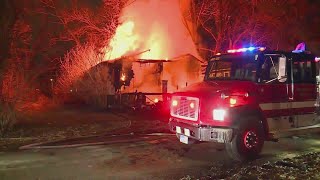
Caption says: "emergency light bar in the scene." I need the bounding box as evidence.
[292,42,306,53]
[316,57,320,62]
[227,47,265,53]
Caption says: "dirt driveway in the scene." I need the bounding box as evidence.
[1,133,320,179]
[1,106,320,179]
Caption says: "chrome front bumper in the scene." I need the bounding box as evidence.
[169,118,233,143]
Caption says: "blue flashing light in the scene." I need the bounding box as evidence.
[248,47,255,51]
[292,50,304,53]
[292,42,306,53]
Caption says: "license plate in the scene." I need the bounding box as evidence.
[179,135,188,144]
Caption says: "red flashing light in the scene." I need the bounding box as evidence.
[227,49,236,53]
[258,47,266,51]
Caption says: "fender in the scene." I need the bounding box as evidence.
[228,105,269,138]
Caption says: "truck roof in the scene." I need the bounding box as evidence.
[210,49,316,62]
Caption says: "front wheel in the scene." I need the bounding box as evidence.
[226,120,264,162]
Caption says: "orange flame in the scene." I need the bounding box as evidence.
[103,0,203,93]
[105,21,138,60]
[120,74,126,81]
[104,0,200,60]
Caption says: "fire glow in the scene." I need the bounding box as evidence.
[106,21,138,60]
[104,0,202,93]
[105,0,199,60]
[120,74,126,81]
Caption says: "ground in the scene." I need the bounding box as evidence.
[0,106,320,179]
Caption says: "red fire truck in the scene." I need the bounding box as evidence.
[169,46,320,161]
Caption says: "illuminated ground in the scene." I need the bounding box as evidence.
[1,134,320,179]
[0,107,320,179]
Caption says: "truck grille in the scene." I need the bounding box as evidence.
[170,96,199,121]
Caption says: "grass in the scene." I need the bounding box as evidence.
[0,105,131,151]
[0,104,169,151]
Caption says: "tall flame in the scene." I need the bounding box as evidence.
[104,0,202,93]
[104,0,198,60]
[105,21,138,60]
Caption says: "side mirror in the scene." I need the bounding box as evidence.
[278,57,287,82]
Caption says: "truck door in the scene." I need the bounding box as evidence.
[258,54,292,132]
[289,55,317,127]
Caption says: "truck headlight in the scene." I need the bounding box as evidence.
[213,109,226,121]
[172,100,178,107]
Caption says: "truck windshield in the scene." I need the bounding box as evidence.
[205,59,257,81]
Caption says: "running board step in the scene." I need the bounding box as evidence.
[269,124,320,139]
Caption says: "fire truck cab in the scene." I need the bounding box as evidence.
[169,46,320,161]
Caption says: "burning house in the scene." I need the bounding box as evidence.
[83,0,205,108]
[131,54,204,93]
[89,52,203,108]
[108,1,202,87]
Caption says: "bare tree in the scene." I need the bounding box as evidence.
[2,14,34,102]
[56,43,115,107]
[180,0,293,57]
[39,0,126,49]
[0,12,33,136]
[48,0,127,107]
[0,0,126,131]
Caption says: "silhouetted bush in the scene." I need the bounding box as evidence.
[0,102,16,137]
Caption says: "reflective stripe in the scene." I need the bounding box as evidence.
[267,113,317,131]
[259,101,315,110]
[291,101,316,108]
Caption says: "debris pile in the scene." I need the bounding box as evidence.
[182,152,320,180]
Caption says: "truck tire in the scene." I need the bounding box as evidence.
[226,118,264,162]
